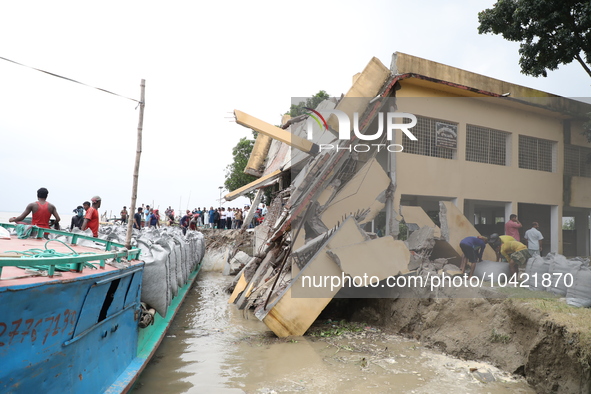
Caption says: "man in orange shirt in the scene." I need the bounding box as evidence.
[10,187,61,229]
[81,196,101,237]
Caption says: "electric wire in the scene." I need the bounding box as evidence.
[0,55,141,104]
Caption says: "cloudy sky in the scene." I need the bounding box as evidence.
[0,1,588,219]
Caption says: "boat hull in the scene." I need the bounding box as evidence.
[0,263,144,394]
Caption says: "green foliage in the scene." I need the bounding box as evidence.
[398,220,409,241]
[563,218,575,230]
[478,0,591,78]
[224,136,258,202]
[308,320,365,338]
[489,328,511,344]
[287,90,330,117]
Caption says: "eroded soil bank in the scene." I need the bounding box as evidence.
[345,290,591,394]
[201,229,591,393]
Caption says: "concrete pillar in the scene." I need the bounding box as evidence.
[452,197,462,212]
[464,199,475,225]
[574,210,590,256]
[505,202,514,222]
[550,205,560,254]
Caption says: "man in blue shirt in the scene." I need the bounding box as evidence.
[459,236,488,277]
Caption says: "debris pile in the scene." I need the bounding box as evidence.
[223,96,498,337]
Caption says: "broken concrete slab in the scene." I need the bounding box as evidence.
[327,235,411,281]
[321,158,390,228]
[400,205,441,238]
[406,226,437,251]
[438,201,496,262]
[223,250,251,276]
[235,249,277,310]
[228,272,248,304]
[245,133,273,177]
[256,217,368,337]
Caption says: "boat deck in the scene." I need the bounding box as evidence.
[0,227,142,287]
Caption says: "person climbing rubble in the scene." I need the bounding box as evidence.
[500,240,530,276]
[488,233,516,262]
[459,235,488,277]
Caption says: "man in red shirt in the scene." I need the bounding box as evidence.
[81,196,101,237]
[9,187,61,229]
[504,214,522,242]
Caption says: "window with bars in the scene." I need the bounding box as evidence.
[401,115,456,159]
[465,125,510,166]
[518,135,556,172]
[565,145,591,177]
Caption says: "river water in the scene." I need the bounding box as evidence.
[133,271,534,394]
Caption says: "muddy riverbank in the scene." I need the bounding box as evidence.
[133,271,533,393]
[346,288,591,393]
[207,228,591,393]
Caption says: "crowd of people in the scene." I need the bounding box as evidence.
[459,214,544,277]
[9,188,271,240]
[176,204,268,234]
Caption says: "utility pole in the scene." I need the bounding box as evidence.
[125,79,145,249]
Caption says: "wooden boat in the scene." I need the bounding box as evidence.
[0,223,204,393]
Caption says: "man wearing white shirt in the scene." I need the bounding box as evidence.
[524,222,544,256]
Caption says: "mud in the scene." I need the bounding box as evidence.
[133,271,533,393]
[348,293,591,393]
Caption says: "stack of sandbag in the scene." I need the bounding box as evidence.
[565,257,591,307]
[137,228,205,317]
[525,253,591,308]
[524,255,551,291]
[546,253,583,297]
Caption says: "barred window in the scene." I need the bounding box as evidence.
[401,115,456,159]
[565,145,591,177]
[465,125,510,166]
[519,135,556,172]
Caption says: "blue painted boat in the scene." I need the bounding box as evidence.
[0,223,204,393]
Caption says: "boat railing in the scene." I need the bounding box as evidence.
[0,223,141,279]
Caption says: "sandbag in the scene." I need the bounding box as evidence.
[472,260,510,281]
[141,243,170,317]
[566,265,591,307]
[547,253,582,296]
[156,237,178,298]
[525,255,551,291]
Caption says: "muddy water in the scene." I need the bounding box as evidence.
[133,271,534,394]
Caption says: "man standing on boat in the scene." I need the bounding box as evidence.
[9,187,61,229]
[81,196,101,237]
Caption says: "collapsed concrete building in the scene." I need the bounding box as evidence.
[224,52,591,337]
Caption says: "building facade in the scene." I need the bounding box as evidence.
[385,52,591,256]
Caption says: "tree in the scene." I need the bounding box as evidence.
[224,134,258,202]
[287,90,330,117]
[562,218,575,230]
[478,0,591,78]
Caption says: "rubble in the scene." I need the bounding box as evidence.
[222,57,505,338]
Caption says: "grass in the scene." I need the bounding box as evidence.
[494,285,591,367]
[308,320,366,338]
[489,328,511,344]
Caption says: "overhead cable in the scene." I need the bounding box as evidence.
[0,55,141,104]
